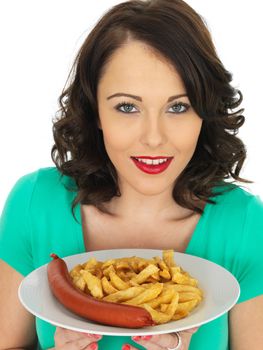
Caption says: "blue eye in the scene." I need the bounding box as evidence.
[114,101,190,114]
[169,102,190,114]
[115,102,137,113]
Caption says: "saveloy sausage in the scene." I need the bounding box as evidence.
[47,253,156,328]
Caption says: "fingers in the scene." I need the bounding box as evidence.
[65,338,98,350]
[131,328,199,350]
[123,344,158,350]
[54,327,102,349]
[55,337,98,350]
[182,326,199,334]
[55,326,103,340]
[55,327,91,342]
[179,326,199,345]
[132,333,179,350]
[122,345,138,350]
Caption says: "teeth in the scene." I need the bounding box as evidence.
[135,158,168,165]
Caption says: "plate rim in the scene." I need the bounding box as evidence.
[18,248,240,336]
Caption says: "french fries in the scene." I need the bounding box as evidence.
[69,249,203,325]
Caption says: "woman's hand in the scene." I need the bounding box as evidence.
[53,326,102,350]
[126,327,199,350]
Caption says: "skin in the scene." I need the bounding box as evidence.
[96,39,203,224]
[52,327,102,349]
[97,39,202,349]
[1,263,263,350]
[1,40,263,350]
[48,41,203,349]
[95,39,263,349]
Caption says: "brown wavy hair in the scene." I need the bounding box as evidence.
[51,0,252,220]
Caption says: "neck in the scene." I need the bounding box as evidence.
[102,183,195,222]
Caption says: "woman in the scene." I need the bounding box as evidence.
[0,0,263,349]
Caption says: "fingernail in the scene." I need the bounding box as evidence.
[132,336,141,341]
[187,327,199,333]
[141,335,152,340]
[122,345,131,350]
[85,333,101,339]
[93,334,102,339]
[90,343,98,350]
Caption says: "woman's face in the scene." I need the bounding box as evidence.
[97,40,203,196]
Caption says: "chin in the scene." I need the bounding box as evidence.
[131,181,173,197]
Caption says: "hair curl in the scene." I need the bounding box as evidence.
[51,0,252,220]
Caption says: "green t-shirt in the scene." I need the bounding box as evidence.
[1,167,263,350]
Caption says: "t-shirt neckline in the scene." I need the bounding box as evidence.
[75,198,211,254]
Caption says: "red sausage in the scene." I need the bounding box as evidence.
[47,253,156,328]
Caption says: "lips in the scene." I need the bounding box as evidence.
[131,156,173,175]
[132,156,172,159]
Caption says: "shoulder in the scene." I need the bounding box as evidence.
[204,182,263,231]
[5,167,77,213]
[210,181,262,210]
[13,166,76,193]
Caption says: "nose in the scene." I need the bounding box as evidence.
[139,114,167,148]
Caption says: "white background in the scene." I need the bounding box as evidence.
[0,0,262,213]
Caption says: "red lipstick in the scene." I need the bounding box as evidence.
[131,156,173,175]
[132,156,169,159]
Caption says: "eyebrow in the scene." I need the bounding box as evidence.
[107,92,188,103]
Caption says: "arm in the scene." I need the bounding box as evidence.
[229,294,263,349]
[0,259,38,350]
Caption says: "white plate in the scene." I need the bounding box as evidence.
[18,249,240,336]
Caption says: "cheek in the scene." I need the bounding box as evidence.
[171,118,202,152]
[101,119,133,153]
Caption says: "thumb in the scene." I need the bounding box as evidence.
[183,326,199,334]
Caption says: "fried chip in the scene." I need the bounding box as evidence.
[70,249,203,325]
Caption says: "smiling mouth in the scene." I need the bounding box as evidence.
[130,156,174,174]
[131,156,173,165]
